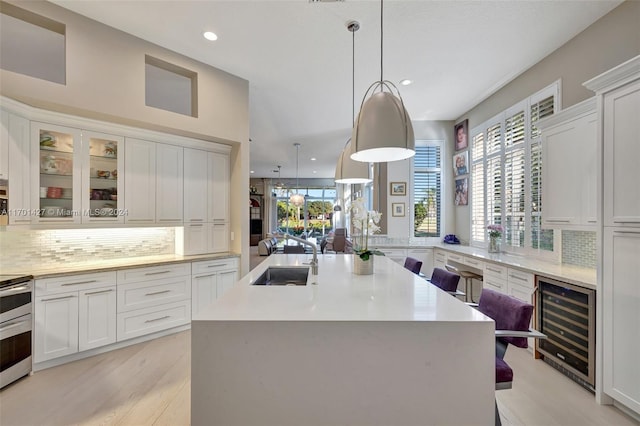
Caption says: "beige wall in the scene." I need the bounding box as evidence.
[1,0,251,272]
[454,0,640,240]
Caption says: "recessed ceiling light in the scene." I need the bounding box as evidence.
[313,170,317,174]
[250,170,254,174]
[203,31,218,41]
[400,79,412,86]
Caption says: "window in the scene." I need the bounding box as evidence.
[413,141,442,237]
[470,82,559,256]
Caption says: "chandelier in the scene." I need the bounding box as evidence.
[289,143,305,207]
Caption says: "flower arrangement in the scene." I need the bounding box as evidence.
[487,224,503,239]
[350,198,384,261]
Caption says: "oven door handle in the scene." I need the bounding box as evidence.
[0,314,32,340]
[0,282,33,297]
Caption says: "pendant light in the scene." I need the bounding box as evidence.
[273,165,286,196]
[335,20,372,185]
[289,143,305,207]
[350,0,415,163]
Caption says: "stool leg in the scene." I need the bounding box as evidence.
[468,277,473,303]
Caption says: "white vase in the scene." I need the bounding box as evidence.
[353,254,374,275]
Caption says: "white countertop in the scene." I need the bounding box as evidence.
[431,243,597,289]
[4,252,240,278]
[195,254,492,323]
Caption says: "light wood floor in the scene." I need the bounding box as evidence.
[1,329,637,426]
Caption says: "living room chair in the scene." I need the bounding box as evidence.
[427,267,464,297]
[474,288,547,426]
[403,257,423,275]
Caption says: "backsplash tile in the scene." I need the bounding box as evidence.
[562,231,596,268]
[0,227,175,270]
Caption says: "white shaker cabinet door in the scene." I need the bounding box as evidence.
[603,228,640,414]
[35,292,79,363]
[79,286,117,352]
[0,110,8,179]
[604,80,640,227]
[192,273,217,318]
[7,113,31,224]
[184,148,208,223]
[208,152,229,222]
[156,143,183,224]
[124,138,156,223]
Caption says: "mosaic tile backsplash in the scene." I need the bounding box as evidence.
[0,227,175,270]
[561,230,596,269]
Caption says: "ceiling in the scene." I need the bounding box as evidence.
[50,0,621,179]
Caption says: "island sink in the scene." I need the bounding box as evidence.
[252,266,309,286]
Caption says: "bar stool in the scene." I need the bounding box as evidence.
[445,264,483,303]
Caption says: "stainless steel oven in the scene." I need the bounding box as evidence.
[0,275,33,389]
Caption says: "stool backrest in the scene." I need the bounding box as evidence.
[429,268,460,292]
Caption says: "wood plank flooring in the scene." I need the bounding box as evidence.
[1,329,637,426]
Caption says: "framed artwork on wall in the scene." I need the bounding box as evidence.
[455,177,468,206]
[392,202,405,217]
[390,182,406,196]
[454,119,468,151]
[453,151,468,177]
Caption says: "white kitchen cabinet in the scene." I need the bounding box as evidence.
[483,263,508,294]
[81,130,124,224]
[124,137,156,223]
[34,271,117,363]
[184,148,208,223]
[78,286,117,351]
[35,291,79,363]
[191,258,239,318]
[602,228,640,413]
[603,79,640,227]
[209,152,229,223]
[6,113,31,225]
[31,122,82,224]
[0,110,8,179]
[209,222,229,253]
[433,249,447,271]
[116,263,191,342]
[378,248,407,265]
[156,143,183,224]
[539,98,597,228]
[407,248,433,277]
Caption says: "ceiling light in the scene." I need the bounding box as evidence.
[250,170,254,174]
[351,0,415,163]
[400,79,412,86]
[289,144,305,207]
[335,20,372,185]
[203,31,218,41]
[310,157,316,161]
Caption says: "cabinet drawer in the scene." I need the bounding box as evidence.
[116,300,190,342]
[192,257,239,275]
[117,263,190,284]
[434,250,447,263]
[446,253,464,263]
[464,256,484,270]
[117,276,191,313]
[508,282,534,303]
[484,263,508,279]
[36,271,116,295]
[484,276,507,294]
[507,268,534,288]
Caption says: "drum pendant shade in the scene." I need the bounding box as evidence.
[335,140,371,184]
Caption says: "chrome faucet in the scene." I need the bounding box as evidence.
[278,233,318,276]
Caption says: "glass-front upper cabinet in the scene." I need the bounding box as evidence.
[81,131,124,223]
[31,122,82,224]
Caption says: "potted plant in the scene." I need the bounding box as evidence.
[350,198,384,274]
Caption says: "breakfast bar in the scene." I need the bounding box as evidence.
[191,254,495,425]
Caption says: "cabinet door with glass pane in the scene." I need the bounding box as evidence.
[82,131,124,223]
[31,122,82,224]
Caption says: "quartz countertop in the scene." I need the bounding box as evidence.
[431,243,596,289]
[4,252,240,279]
[195,253,492,323]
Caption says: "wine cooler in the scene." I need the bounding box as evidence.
[536,276,595,389]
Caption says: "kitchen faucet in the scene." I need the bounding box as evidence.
[276,233,318,276]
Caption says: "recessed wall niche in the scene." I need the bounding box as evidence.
[145,55,198,117]
[0,2,66,84]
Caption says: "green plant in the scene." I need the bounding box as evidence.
[349,198,384,261]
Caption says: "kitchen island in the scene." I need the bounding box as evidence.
[191,254,495,425]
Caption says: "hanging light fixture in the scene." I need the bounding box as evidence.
[273,165,286,197]
[289,143,305,207]
[350,0,415,163]
[335,20,372,185]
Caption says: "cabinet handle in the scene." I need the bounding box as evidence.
[144,270,171,276]
[158,219,181,222]
[194,274,216,279]
[145,315,170,323]
[189,219,204,222]
[545,219,571,223]
[208,263,228,268]
[0,319,30,332]
[62,280,97,286]
[145,290,171,296]
[189,224,204,227]
[509,274,529,282]
[613,231,640,235]
[486,266,502,274]
[41,295,75,302]
[84,289,114,296]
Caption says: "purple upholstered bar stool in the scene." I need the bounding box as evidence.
[403,257,423,275]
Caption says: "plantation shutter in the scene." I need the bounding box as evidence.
[471,131,485,242]
[504,110,526,249]
[486,156,502,228]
